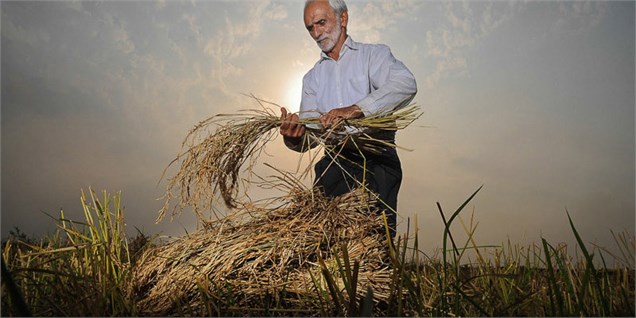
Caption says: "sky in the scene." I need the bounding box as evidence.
[2,0,634,260]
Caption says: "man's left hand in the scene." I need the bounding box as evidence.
[320,105,364,131]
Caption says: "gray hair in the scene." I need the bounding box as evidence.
[305,0,348,16]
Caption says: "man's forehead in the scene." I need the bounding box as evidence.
[305,0,331,10]
[304,1,335,22]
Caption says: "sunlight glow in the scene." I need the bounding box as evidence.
[282,71,304,113]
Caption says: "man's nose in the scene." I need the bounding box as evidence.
[310,27,321,39]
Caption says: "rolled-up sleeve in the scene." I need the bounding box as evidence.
[355,45,417,117]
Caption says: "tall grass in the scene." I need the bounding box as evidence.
[2,188,634,316]
[308,186,635,317]
[1,189,142,316]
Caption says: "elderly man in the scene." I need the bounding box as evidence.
[280,0,417,237]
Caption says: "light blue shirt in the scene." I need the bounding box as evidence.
[299,36,417,125]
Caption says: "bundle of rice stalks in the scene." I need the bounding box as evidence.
[158,96,421,222]
[130,186,394,316]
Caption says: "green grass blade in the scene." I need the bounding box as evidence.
[542,238,562,316]
[359,286,374,317]
[318,257,344,315]
[566,210,610,315]
[552,244,578,316]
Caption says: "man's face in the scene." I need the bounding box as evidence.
[304,1,345,53]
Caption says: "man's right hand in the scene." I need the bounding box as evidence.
[279,107,306,139]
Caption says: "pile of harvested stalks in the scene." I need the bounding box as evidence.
[142,97,421,315]
[158,96,421,222]
[130,186,394,316]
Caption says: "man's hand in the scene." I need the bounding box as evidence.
[320,105,364,131]
[279,107,306,139]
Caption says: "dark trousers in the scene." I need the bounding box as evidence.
[313,146,402,238]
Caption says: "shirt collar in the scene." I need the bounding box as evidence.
[319,36,358,62]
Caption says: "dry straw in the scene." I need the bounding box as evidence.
[157,95,421,223]
[131,186,394,316]
[143,96,421,315]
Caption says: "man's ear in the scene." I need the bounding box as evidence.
[340,10,348,28]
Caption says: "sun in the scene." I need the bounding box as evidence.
[282,71,304,113]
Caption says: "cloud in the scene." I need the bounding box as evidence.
[110,18,136,54]
[3,1,296,165]
[424,1,523,88]
[199,1,289,98]
[156,0,167,11]
[1,0,632,258]
[421,0,609,89]
[1,10,51,48]
[556,1,607,33]
[2,2,197,229]
[348,0,420,43]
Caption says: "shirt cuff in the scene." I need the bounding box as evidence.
[355,97,376,117]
